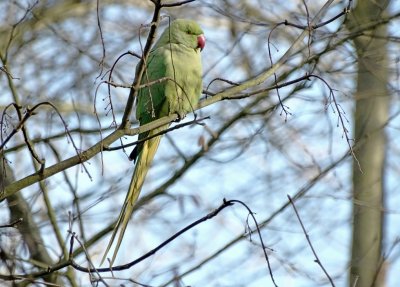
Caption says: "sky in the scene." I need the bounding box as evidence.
[1,1,400,286]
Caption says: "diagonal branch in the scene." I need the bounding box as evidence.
[0,0,337,202]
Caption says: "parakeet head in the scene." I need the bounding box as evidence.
[155,19,205,51]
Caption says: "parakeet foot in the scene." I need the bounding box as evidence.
[174,111,186,122]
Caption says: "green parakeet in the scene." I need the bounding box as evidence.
[102,19,205,265]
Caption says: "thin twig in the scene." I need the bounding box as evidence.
[161,0,196,7]
[229,199,278,287]
[0,217,23,228]
[288,195,335,287]
[105,116,209,152]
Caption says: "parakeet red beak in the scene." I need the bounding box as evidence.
[197,34,206,51]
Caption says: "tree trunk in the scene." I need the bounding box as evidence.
[347,1,390,286]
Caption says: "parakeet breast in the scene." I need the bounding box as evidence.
[163,44,202,117]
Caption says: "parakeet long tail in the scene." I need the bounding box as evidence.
[101,124,168,266]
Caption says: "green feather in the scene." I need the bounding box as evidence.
[101,19,204,266]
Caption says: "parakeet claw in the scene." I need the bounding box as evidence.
[174,112,186,122]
